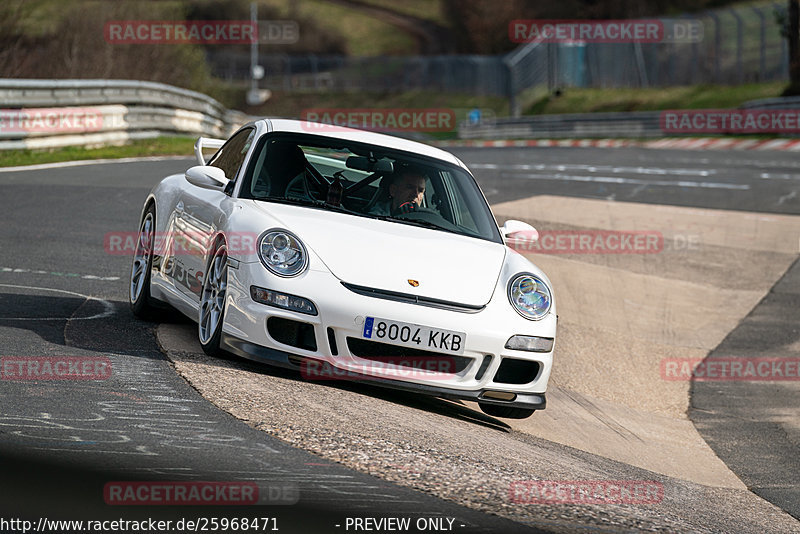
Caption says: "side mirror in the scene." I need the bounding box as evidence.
[185,165,229,191]
[501,220,538,245]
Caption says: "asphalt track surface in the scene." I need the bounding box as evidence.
[453,145,800,521]
[0,147,797,532]
[453,146,800,214]
[690,257,800,519]
[0,159,543,534]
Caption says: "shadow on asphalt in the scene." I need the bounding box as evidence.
[0,288,519,434]
[157,319,515,433]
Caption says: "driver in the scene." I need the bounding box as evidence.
[391,168,427,213]
[370,165,427,216]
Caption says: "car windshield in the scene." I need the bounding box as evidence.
[240,133,502,243]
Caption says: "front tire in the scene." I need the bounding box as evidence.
[199,241,228,357]
[479,402,536,419]
[130,206,157,319]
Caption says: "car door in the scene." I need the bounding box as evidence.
[172,128,256,300]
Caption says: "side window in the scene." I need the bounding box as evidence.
[208,128,256,182]
[441,171,479,233]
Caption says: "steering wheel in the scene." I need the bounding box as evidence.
[395,205,437,216]
[362,183,386,213]
[284,172,326,199]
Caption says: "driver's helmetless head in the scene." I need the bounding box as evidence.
[390,167,427,210]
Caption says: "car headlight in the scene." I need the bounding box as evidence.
[258,229,308,277]
[508,273,552,320]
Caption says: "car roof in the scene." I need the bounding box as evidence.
[255,118,467,169]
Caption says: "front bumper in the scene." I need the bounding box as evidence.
[221,332,546,410]
[222,260,556,411]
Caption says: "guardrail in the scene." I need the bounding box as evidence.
[0,79,248,150]
[740,96,800,110]
[460,111,663,140]
[460,97,800,140]
[4,79,799,147]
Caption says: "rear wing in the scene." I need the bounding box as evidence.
[194,137,226,165]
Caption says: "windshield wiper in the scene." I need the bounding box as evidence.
[373,214,481,239]
[265,196,355,215]
[372,215,447,231]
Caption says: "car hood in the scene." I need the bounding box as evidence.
[251,201,506,306]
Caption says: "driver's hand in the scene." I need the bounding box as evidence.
[397,202,417,214]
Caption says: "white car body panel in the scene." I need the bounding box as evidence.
[138,119,556,413]
[248,201,505,306]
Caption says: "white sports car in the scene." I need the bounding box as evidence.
[129,119,556,419]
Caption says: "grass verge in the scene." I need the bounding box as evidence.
[0,137,195,168]
[251,89,509,118]
[524,82,787,115]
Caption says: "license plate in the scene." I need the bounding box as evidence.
[362,317,466,355]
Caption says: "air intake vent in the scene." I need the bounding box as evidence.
[267,317,317,352]
[474,355,493,381]
[346,338,472,373]
[341,282,485,313]
[493,358,540,385]
[327,327,338,356]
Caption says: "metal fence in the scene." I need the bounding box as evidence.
[206,2,790,115]
[536,3,789,89]
[209,52,510,96]
[502,2,789,114]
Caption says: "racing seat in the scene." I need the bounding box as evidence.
[260,141,309,197]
